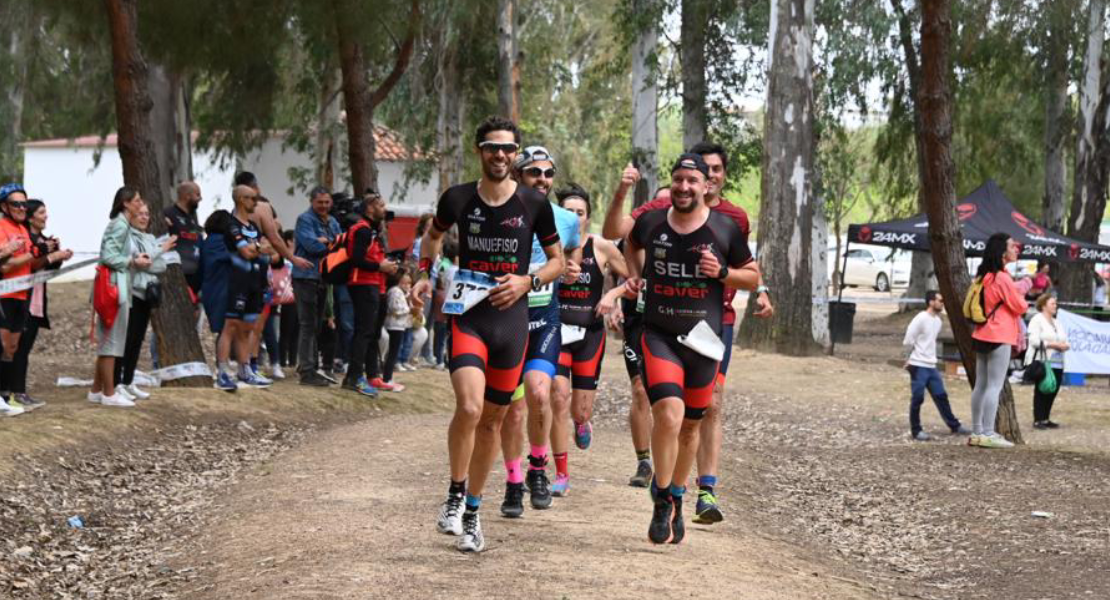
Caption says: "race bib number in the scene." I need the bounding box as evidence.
[561,324,586,346]
[443,269,496,315]
[527,263,554,308]
[677,320,725,362]
[636,286,645,313]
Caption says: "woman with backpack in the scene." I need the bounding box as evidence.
[968,233,1028,448]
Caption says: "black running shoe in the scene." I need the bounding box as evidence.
[629,460,652,488]
[670,495,685,544]
[525,469,553,509]
[501,482,525,518]
[648,496,673,544]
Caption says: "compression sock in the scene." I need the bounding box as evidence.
[554,452,569,477]
[636,448,651,462]
[448,479,466,497]
[670,485,686,499]
[464,494,481,512]
[697,475,717,494]
[250,356,259,371]
[504,458,524,484]
[654,480,671,503]
[528,445,548,470]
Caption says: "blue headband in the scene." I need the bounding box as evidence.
[0,183,25,203]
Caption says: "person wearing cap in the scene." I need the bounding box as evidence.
[624,153,758,544]
[497,144,583,518]
[602,142,771,526]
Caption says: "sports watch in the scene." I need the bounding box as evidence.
[530,274,543,292]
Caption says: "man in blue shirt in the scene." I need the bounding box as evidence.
[293,186,342,387]
[499,146,583,517]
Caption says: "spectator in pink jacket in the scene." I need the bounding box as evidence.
[968,233,1028,449]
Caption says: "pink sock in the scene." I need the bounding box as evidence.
[505,458,524,484]
[528,445,548,470]
[554,452,568,477]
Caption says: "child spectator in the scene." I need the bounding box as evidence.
[381,269,412,391]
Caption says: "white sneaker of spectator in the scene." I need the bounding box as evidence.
[0,396,24,417]
[270,364,285,380]
[116,384,137,401]
[100,393,135,408]
[127,384,151,399]
[87,391,102,404]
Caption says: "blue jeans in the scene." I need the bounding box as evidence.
[334,285,354,363]
[398,328,414,364]
[908,365,962,434]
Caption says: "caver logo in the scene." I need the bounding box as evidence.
[873,231,917,245]
[957,203,977,221]
[1012,211,1045,236]
[858,226,872,242]
[1069,243,1081,260]
[500,215,525,228]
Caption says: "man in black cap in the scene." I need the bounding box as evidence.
[624,153,759,545]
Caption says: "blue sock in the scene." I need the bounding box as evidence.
[465,494,481,512]
[697,475,717,490]
[670,485,686,498]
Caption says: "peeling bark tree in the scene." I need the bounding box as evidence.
[2,15,32,182]
[737,0,820,355]
[1062,0,1107,302]
[315,67,343,190]
[334,0,420,195]
[918,0,1021,443]
[630,0,659,207]
[103,0,208,387]
[680,0,709,149]
[435,30,466,194]
[149,65,193,200]
[1042,1,1071,233]
[497,0,521,122]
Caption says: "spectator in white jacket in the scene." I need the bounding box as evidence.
[903,291,969,441]
[1025,294,1069,429]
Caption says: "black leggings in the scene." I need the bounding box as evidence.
[346,285,382,383]
[278,304,299,366]
[116,297,153,386]
[383,329,404,382]
[10,319,40,394]
[1033,367,1065,422]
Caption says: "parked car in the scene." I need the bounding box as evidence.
[830,245,911,291]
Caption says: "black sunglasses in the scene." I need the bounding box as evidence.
[6,201,26,208]
[478,141,519,154]
[524,167,556,179]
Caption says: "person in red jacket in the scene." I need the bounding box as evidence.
[968,233,1028,449]
[342,189,397,397]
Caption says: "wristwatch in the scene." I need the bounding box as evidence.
[716,265,728,280]
[756,284,770,295]
[531,274,543,292]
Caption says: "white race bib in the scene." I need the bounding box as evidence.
[527,263,554,308]
[560,324,586,346]
[677,320,725,362]
[443,269,496,315]
[636,286,645,313]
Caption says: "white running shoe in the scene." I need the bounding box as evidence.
[115,385,136,401]
[87,391,103,404]
[456,512,486,553]
[126,384,150,399]
[0,397,24,417]
[270,364,285,380]
[436,494,464,535]
[978,434,1014,449]
[100,394,135,408]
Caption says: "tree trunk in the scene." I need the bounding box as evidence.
[812,166,830,348]
[2,17,31,182]
[315,68,343,190]
[436,32,465,194]
[334,0,419,195]
[103,0,208,387]
[497,0,521,122]
[680,0,709,149]
[149,65,192,200]
[630,0,660,208]
[918,0,1021,443]
[737,0,819,356]
[1041,1,1070,233]
[1062,0,1107,302]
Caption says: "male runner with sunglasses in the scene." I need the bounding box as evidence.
[498,146,582,518]
[413,117,564,553]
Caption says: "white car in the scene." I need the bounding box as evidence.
[831,246,911,292]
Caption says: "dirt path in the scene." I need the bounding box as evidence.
[179,413,884,600]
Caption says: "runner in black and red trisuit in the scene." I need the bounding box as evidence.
[548,185,628,496]
[412,116,565,554]
[625,153,758,545]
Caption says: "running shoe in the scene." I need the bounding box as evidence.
[344,377,378,397]
[115,384,136,401]
[693,489,724,525]
[912,431,932,442]
[15,393,45,411]
[574,420,593,450]
[525,469,553,509]
[214,371,238,392]
[551,474,570,497]
[436,493,464,535]
[239,371,273,389]
[967,434,982,447]
[457,511,485,553]
[0,397,24,417]
[670,494,686,544]
[500,482,525,518]
[298,372,330,387]
[978,434,1014,449]
[126,384,150,399]
[100,394,135,408]
[86,391,103,404]
[648,496,674,544]
[629,460,652,488]
[317,370,338,384]
[370,378,405,393]
[6,395,26,412]
[270,364,286,380]
[950,425,971,435]
[1044,421,1061,429]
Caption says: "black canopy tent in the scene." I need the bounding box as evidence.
[828,180,1110,351]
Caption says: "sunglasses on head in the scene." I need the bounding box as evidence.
[524,167,556,179]
[478,141,519,154]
